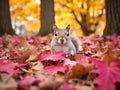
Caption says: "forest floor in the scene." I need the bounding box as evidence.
[0,33,120,90]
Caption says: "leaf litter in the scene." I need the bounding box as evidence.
[0,33,120,90]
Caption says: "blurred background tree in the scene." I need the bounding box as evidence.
[9,0,106,36]
[55,0,105,36]
[0,0,15,36]
[103,0,120,36]
[10,0,40,35]
[37,0,55,36]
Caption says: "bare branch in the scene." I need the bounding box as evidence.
[71,10,82,25]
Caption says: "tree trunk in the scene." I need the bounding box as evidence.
[72,11,96,36]
[103,0,120,36]
[38,0,55,36]
[0,0,15,36]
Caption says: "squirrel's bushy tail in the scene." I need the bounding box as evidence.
[70,35,82,52]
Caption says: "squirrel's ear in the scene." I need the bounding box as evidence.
[53,24,57,31]
[66,24,70,31]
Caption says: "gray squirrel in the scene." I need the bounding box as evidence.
[51,24,82,56]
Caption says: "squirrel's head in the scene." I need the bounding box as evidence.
[53,24,70,45]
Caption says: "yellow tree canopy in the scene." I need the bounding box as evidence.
[10,0,40,32]
[10,0,105,35]
[54,0,105,36]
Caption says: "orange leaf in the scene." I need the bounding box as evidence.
[102,48,120,65]
[66,63,93,79]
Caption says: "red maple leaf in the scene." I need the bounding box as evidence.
[0,60,24,74]
[37,51,66,61]
[92,60,120,90]
[44,64,66,74]
[18,75,41,87]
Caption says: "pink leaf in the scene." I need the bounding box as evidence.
[37,51,66,61]
[26,36,43,45]
[0,49,6,57]
[59,83,73,90]
[44,65,66,74]
[10,51,21,58]
[18,75,41,87]
[106,33,120,48]
[11,35,20,46]
[64,59,77,70]
[92,60,120,90]
[0,60,24,74]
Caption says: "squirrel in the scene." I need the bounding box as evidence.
[51,24,82,56]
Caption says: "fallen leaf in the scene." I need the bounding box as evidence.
[68,79,94,90]
[30,61,49,79]
[0,49,7,58]
[37,51,66,61]
[11,35,20,46]
[39,76,64,90]
[0,73,17,90]
[26,50,38,62]
[0,60,24,74]
[64,59,77,70]
[66,63,93,79]
[17,46,36,62]
[18,75,41,87]
[102,48,120,64]
[92,60,120,90]
[9,51,21,59]
[106,33,120,48]
[44,64,66,74]
[75,84,94,90]
[58,83,74,90]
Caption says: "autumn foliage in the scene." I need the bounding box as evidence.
[9,0,105,35]
[0,33,120,90]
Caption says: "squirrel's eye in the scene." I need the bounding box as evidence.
[66,33,69,36]
[54,33,57,36]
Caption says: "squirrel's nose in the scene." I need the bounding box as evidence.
[60,39,64,44]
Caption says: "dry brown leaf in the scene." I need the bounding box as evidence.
[91,51,103,58]
[67,55,76,61]
[68,79,94,90]
[16,36,28,48]
[75,84,94,90]
[58,83,75,90]
[17,48,32,62]
[31,61,44,71]
[74,50,84,60]
[26,50,38,62]
[113,49,120,58]
[102,48,120,64]
[66,63,93,79]
[16,46,36,62]
[30,86,39,90]
[28,61,49,79]
[39,76,64,90]
[0,73,17,90]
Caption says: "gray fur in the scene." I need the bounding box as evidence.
[51,27,82,55]
[70,35,82,51]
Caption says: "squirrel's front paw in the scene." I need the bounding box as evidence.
[65,53,74,57]
[65,53,69,57]
[70,51,75,56]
